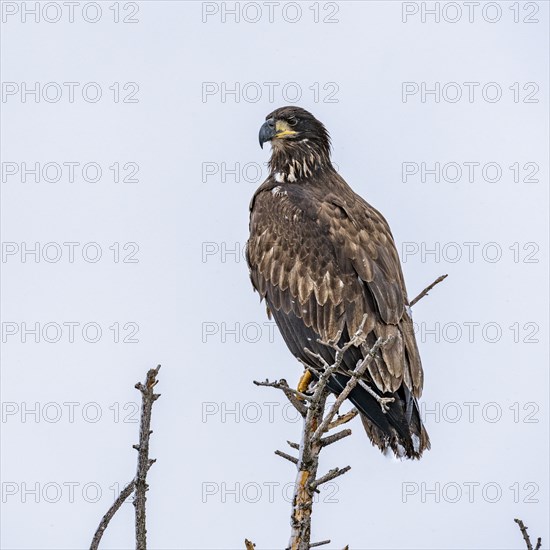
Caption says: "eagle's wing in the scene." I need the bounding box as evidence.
[247,179,423,398]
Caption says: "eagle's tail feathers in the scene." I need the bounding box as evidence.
[328,373,430,460]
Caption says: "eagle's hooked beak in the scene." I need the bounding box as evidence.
[259,118,276,149]
[259,118,298,148]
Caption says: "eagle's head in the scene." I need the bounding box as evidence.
[259,106,332,181]
[258,106,330,150]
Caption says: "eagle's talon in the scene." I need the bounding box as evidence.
[357,379,395,413]
[378,397,395,413]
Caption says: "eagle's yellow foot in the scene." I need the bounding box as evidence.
[297,370,313,394]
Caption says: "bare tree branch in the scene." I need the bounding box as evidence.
[311,466,351,490]
[89,365,161,550]
[409,274,448,307]
[90,481,135,550]
[275,449,299,465]
[327,408,358,430]
[134,365,161,550]
[515,518,542,550]
[310,540,331,548]
[320,429,352,448]
[254,378,309,416]
[255,333,390,550]
[288,384,330,550]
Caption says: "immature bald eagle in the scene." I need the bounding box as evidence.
[246,106,430,459]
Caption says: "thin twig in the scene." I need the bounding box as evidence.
[134,365,161,550]
[515,518,533,550]
[327,408,358,430]
[311,466,351,490]
[409,274,448,307]
[276,450,299,464]
[90,481,135,550]
[310,540,331,548]
[320,429,352,447]
[254,379,309,416]
[515,518,542,550]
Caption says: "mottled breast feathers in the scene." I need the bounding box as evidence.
[247,172,424,398]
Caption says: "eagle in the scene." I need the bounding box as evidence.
[246,106,430,459]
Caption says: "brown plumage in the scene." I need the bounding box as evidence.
[247,106,430,459]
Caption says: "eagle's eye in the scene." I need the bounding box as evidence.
[288,117,298,127]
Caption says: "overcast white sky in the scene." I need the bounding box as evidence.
[1,1,548,549]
